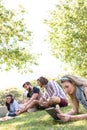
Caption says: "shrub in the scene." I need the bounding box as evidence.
[0,87,23,106]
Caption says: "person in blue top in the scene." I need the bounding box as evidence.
[5,94,20,117]
[17,81,43,114]
[55,74,87,122]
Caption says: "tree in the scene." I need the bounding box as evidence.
[0,0,37,73]
[45,0,87,77]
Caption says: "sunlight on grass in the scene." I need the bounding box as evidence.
[73,120,87,127]
[0,109,87,130]
[40,114,49,120]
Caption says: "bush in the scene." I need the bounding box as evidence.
[0,87,23,106]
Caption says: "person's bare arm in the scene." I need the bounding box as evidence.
[84,86,87,100]
[18,93,39,112]
[25,98,30,103]
[21,97,30,107]
[29,93,39,103]
[66,95,79,115]
[24,93,39,107]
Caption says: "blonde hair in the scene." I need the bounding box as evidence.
[61,74,87,87]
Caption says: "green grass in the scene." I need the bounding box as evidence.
[0,105,87,130]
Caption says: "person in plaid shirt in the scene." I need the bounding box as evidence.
[37,76,68,108]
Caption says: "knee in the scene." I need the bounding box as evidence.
[33,100,39,104]
[49,98,54,104]
[49,97,60,105]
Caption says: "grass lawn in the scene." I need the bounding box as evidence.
[0,105,87,130]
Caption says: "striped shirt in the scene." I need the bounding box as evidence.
[43,81,66,100]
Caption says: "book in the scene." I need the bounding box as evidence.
[45,107,61,121]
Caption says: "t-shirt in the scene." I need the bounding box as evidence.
[27,87,40,98]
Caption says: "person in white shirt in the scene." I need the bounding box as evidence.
[5,94,20,117]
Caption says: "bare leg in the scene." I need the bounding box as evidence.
[57,113,87,122]
[38,98,50,108]
[70,114,87,121]
[24,100,39,110]
[17,100,40,114]
[48,97,61,106]
[41,101,50,108]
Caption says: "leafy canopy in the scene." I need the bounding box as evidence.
[0,0,37,73]
[45,0,87,77]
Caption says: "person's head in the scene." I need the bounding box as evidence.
[60,74,87,95]
[5,94,14,111]
[6,94,14,104]
[37,76,48,88]
[60,76,76,95]
[23,81,32,91]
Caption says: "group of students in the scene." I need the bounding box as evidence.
[4,75,87,122]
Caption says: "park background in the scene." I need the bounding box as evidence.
[0,0,87,129]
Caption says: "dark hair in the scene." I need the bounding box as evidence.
[37,76,48,86]
[23,81,31,88]
[5,94,14,111]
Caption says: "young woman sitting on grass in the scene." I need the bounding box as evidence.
[5,94,20,117]
[55,74,87,122]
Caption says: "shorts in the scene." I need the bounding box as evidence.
[59,98,68,107]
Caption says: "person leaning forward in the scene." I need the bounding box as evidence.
[55,74,87,122]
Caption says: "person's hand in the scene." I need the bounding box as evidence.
[55,105,71,122]
[57,113,71,122]
[42,101,49,107]
[16,110,21,115]
[39,98,44,106]
[16,109,20,112]
[55,105,63,114]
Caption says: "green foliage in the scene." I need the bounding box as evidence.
[0,87,22,105]
[45,0,87,77]
[0,0,37,72]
